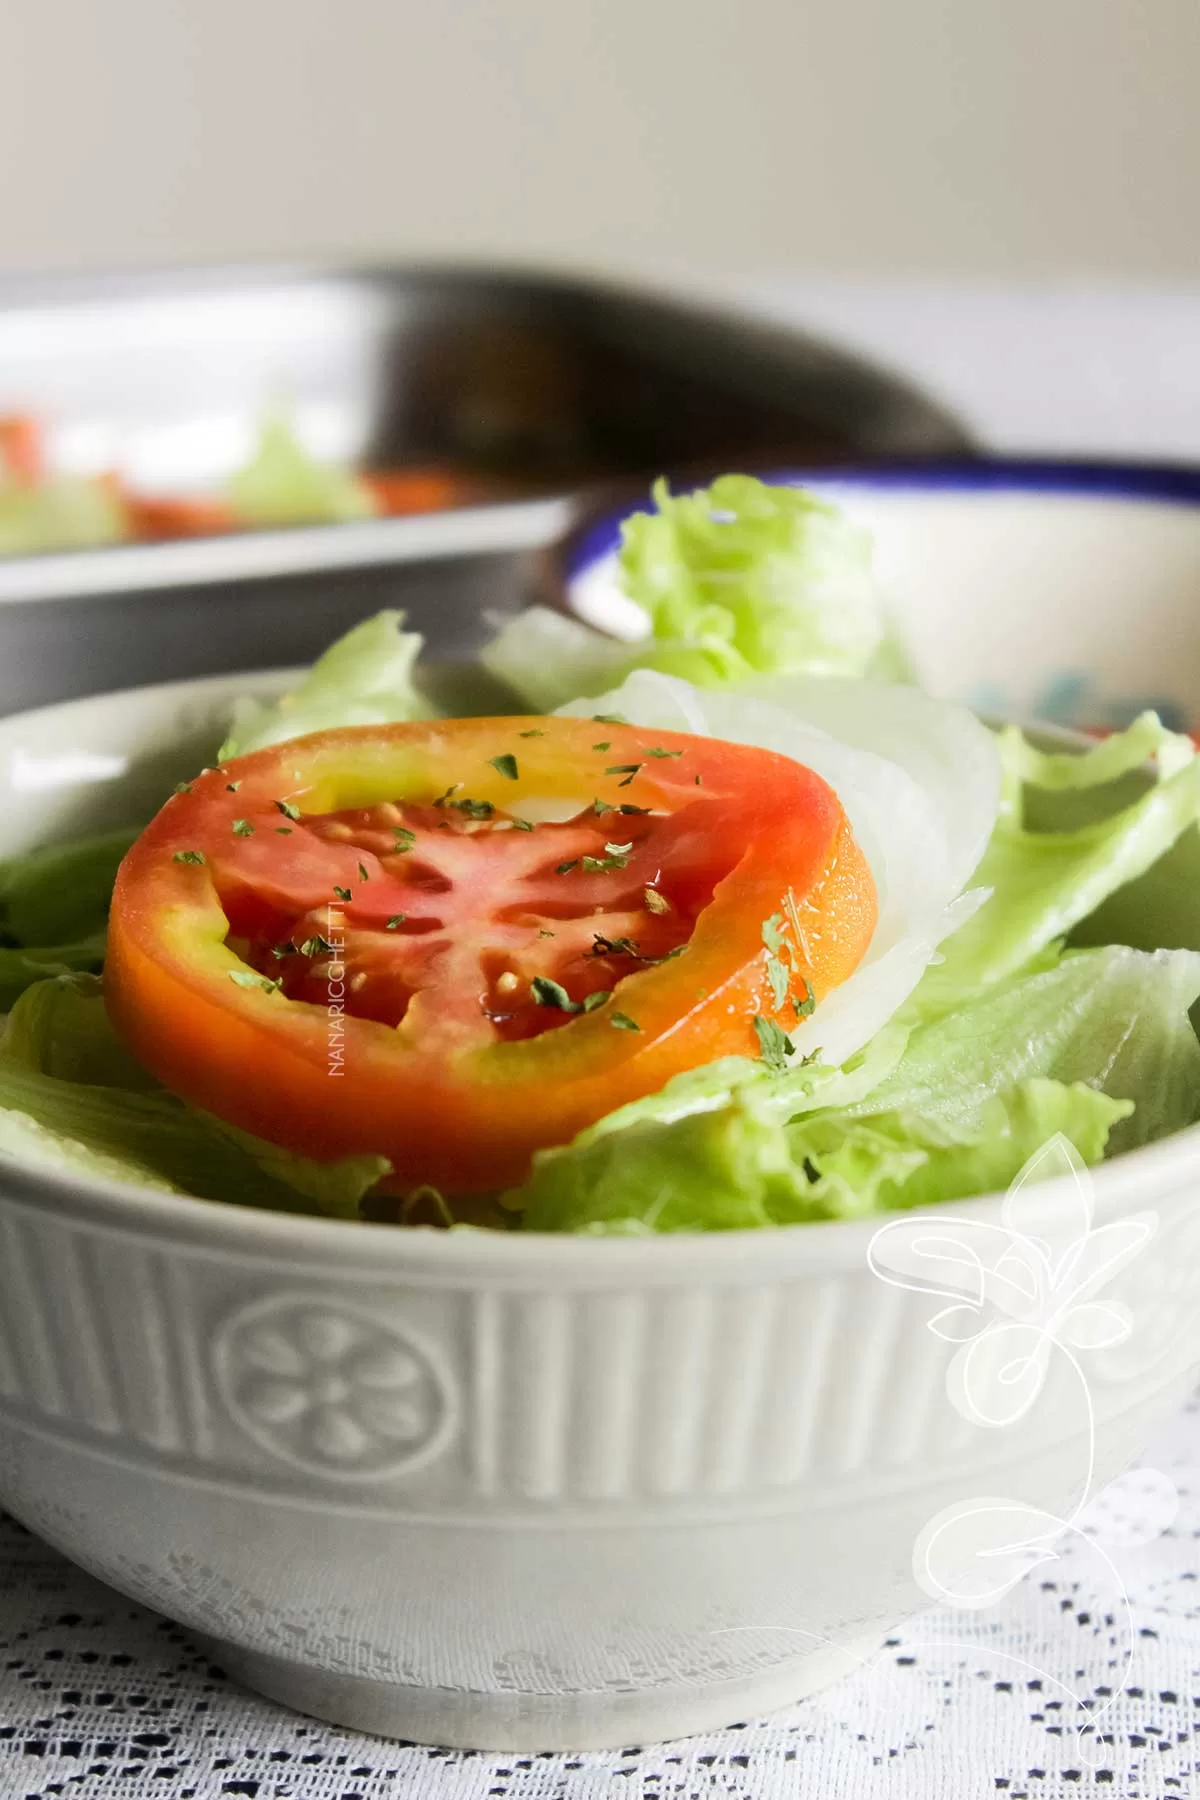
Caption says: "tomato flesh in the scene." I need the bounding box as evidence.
[106,716,877,1194]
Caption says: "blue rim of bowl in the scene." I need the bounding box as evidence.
[565,457,1200,581]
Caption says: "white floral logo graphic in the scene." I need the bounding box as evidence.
[870,1132,1155,1437]
[868,1133,1168,1755]
[215,1296,452,1479]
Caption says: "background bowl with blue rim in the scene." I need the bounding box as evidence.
[554,460,1200,734]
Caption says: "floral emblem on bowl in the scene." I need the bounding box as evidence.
[214,1295,452,1479]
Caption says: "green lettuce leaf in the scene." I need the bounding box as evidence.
[917,716,1200,1011]
[517,1083,808,1234]
[511,943,1197,1232]
[0,975,389,1216]
[0,934,108,1010]
[784,1078,1129,1222]
[1000,710,1195,795]
[200,1116,389,1221]
[0,826,136,947]
[482,475,905,710]
[0,1107,189,1192]
[480,606,726,714]
[856,944,1200,1156]
[619,475,891,678]
[0,474,128,555]
[515,1072,1128,1235]
[226,413,375,528]
[2,972,156,1088]
[220,610,433,758]
[0,827,136,1006]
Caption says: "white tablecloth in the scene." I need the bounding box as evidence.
[4,279,1200,1799]
[4,1393,1198,1799]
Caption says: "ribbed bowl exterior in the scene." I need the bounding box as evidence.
[1,1151,1197,1707]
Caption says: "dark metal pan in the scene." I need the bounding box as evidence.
[0,263,971,712]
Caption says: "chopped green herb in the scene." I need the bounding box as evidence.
[610,1012,641,1032]
[644,886,670,915]
[511,817,535,831]
[754,1015,794,1071]
[581,843,631,873]
[592,932,684,966]
[450,796,495,820]
[766,953,790,1009]
[172,849,205,866]
[385,914,407,930]
[332,885,352,902]
[489,753,519,781]
[793,980,816,1019]
[592,798,616,816]
[433,783,463,808]
[606,762,643,788]
[518,728,545,738]
[173,781,193,796]
[357,862,370,882]
[646,746,683,759]
[299,934,336,957]
[538,927,556,938]
[619,802,652,815]
[592,934,639,958]
[225,780,242,793]
[531,975,581,1013]
[592,740,611,752]
[582,990,611,1012]
[556,859,579,875]
[229,970,281,995]
[694,774,703,786]
[232,818,255,838]
[271,941,298,959]
[393,827,416,852]
[762,913,785,957]
[275,826,293,835]
[592,713,626,724]
[275,798,301,822]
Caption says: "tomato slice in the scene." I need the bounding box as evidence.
[106,717,877,1194]
[121,492,237,540]
[0,414,44,483]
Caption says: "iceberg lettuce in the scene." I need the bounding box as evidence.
[220,610,433,759]
[226,413,375,528]
[511,943,1197,1232]
[0,975,389,1217]
[483,474,903,710]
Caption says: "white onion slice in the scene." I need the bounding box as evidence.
[556,671,1001,1066]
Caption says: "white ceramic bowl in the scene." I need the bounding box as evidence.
[3,472,1200,1752]
[565,461,1200,730]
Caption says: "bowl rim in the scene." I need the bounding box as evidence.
[561,455,1200,584]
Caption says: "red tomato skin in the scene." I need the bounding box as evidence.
[105,717,877,1194]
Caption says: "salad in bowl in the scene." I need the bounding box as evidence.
[4,473,1200,1751]
[4,474,1199,1231]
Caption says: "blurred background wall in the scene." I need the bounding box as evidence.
[0,0,1197,279]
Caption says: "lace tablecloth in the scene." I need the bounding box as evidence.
[4,279,1200,1798]
[2,1392,1198,1799]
